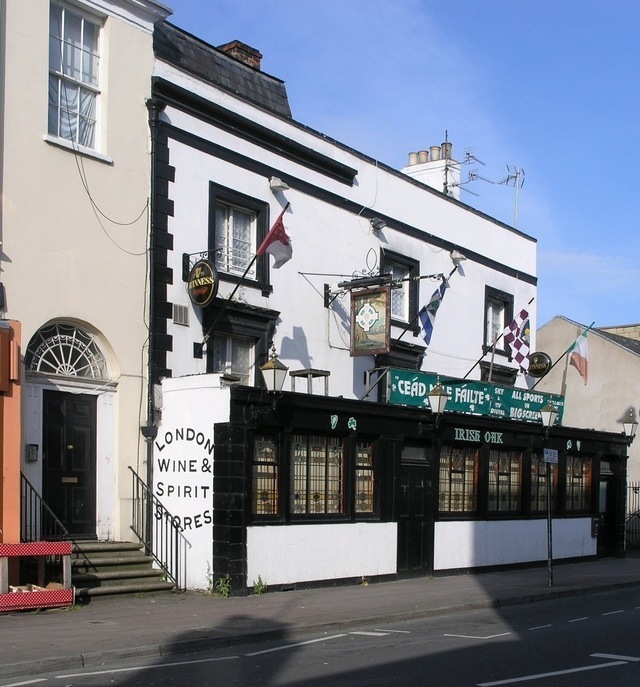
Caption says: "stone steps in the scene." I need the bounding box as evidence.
[72,541,175,599]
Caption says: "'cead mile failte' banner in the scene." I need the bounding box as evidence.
[388,369,564,424]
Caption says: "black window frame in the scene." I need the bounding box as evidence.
[381,249,420,333]
[484,286,514,357]
[209,182,272,296]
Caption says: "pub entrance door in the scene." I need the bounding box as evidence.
[397,453,434,576]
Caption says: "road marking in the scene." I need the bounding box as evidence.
[350,631,389,636]
[245,634,346,656]
[592,653,640,662]
[568,617,588,623]
[2,680,47,687]
[601,610,624,616]
[477,660,627,686]
[374,628,411,633]
[55,655,238,679]
[444,632,511,640]
[528,624,552,631]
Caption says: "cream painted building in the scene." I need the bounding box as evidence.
[0,0,170,541]
[536,316,640,481]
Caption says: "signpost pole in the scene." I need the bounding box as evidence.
[546,461,553,587]
[543,447,558,587]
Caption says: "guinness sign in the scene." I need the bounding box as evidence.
[528,351,552,378]
[188,259,218,307]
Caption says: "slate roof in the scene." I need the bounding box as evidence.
[553,316,640,358]
[596,327,640,357]
[154,22,292,118]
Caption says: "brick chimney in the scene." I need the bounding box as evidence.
[217,40,262,70]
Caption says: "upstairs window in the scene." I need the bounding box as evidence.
[382,251,419,327]
[214,202,257,277]
[484,287,513,354]
[49,2,100,149]
[209,184,269,288]
[211,334,253,385]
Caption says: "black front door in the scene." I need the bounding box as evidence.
[397,463,433,575]
[42,390,97,538]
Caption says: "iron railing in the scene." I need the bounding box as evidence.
[21,473,70,542]
[129,467,188,591]
[627,482,640,548]
[20,473,74,585]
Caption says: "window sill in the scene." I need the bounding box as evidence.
[44,135,114,165]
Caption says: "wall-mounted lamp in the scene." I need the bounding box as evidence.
[260,346,288,409]
[450,250,467,264]
[539,402,558,439]
[622,407,638,445]
[269,176,289,192]
[427,376,449,427]
[370,217,386,233]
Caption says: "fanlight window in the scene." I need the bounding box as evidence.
[25,323,109,379]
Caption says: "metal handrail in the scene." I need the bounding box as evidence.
[129,466,188,591]
[21,472,70,542]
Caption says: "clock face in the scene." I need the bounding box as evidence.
[188,259,219,307]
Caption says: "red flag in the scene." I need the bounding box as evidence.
[257,205,292,268]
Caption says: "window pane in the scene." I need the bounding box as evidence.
[230,208,253,271]
[531,453,556,512]
[49,5,100,149]
[290,435,344,515]
[252,435,278,515]
[566,455,592,511]
[389,263,409,320]
[355,441,374,513]
[211,335,252,384]
[486,299,504,346]
[214,203,256,276]
[488,450,522,512]
[439,446,478,512]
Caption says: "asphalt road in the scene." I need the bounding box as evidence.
[5,587,640,687]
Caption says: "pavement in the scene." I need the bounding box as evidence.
[3,554,640,679]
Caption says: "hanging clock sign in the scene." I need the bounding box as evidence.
[187,259,219,307]
[528,351,552,378]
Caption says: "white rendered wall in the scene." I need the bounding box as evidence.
[247,522,397,587]
[155,374,231,589]
[434,518,596,571]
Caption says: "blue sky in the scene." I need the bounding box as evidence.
[164,0,640,329]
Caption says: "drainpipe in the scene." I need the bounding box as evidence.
[143,99,165,550]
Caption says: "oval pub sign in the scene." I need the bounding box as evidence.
[528,351,552,378]
[188,259,219,307]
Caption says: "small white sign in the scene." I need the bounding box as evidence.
[543,448,558,464]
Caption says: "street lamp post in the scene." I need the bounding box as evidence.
[540,402,559,587]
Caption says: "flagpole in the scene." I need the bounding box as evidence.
[462,297,534,381]
[392,266,458,348]
[201,253,259,348]
[529,321,595,392]
[201,202,291,349]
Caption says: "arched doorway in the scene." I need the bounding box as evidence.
[25,323,112,538]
